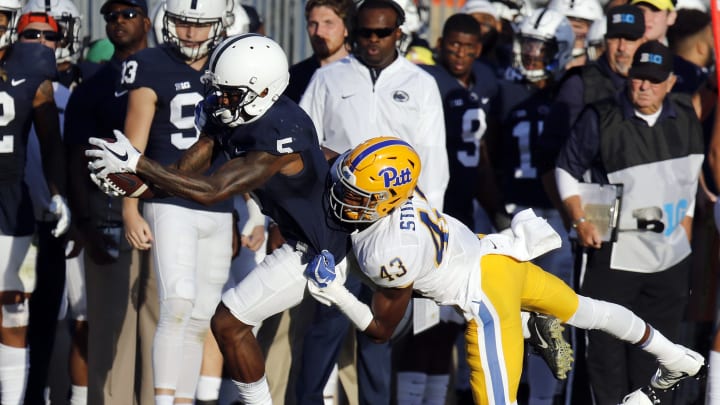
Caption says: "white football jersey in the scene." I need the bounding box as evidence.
[350,191,484,308]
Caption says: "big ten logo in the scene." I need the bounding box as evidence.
[639,53,663,65]
[379,166,413,188]
[613,13,635,24]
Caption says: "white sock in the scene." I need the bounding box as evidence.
[706,350,720,403]
[233,375,272,405]
[0,343,29,405]
[423,374,450,405]
[396,371,426,405]
[637,327,684,365]
[154,394,174,405]
[521,311,531,339]
[196,375,222,401]
[69,385,87,405]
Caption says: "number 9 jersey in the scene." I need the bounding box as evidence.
[121,43,231,212]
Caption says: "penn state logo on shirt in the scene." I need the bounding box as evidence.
[392,90,409,103]
[379,166,413,187]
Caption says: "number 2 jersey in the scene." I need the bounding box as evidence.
[0,43,57,235]
[121,44,231,213]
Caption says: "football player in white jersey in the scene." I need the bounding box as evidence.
[303,137,707,405]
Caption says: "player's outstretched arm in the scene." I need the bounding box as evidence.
[136,148,300,206]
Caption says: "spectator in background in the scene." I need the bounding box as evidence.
[539,5,646,228]
[555,40,704,405]
[285,0,355,103]
[547,0,604,69]
[667,8,713,94]
[630,0,675,42]
[0,1,69,403]
[64,1,157,404]
[17,1,88,403]
[461,0,510,76]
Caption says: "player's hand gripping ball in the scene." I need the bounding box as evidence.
[86,133,153,198]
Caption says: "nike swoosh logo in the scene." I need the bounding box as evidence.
[114,90,128,98]
[489,239,498,249]
[314,268,330,285]
[104,145,128,161]
[11,78,25,86]
[533,323,549,349]
[341,94,354,99]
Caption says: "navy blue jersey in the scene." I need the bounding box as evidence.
[0,43,56,235]
[495,78,553,209]
[64,58,129,225]
[422,61,498,227]
[215,96,349,261]
[122,45,231,213]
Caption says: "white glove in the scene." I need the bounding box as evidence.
[48,194,70,237]
[89,171,122,198]
[86,130,141,177]
[306,281,374,331]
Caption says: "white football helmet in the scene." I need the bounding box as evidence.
[547,0,604,22]
[162,0,233,61]
[200,34,289,126]
[23,0,82,63]
[0,0,24,49]
[226,0,249,36]
[513,8,574,82]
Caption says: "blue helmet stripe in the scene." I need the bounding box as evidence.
[191,0,199,9]
[348,139,410,172]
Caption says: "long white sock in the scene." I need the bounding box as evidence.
[154,394,174,405]
[196,375,222,401]
[69,385,87,405]
[0,343,29,405]
[396,371,426,405]
[706,350,720,403]
[233,375,272,405]
[637,327,685,365]
[423,374,450,405]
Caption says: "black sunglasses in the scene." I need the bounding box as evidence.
[19,29,61,42]
[355,27,396,39]
[103,9,141,23]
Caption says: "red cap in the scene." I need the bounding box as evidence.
[17,12,59,33]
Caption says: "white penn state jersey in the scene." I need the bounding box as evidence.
[350,191,482,308]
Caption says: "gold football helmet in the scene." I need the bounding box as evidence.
[330,137,421,223]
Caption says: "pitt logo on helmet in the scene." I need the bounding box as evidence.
[379,167,413,188]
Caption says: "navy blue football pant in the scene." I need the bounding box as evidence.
[296,273,391,405]
[24,220,66,405]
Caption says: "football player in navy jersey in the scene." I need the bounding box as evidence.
[87,33,351,405]
[0,1,69,404]
[115,0,234,403]
[484,8,577,404]
[393,14,498,404]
